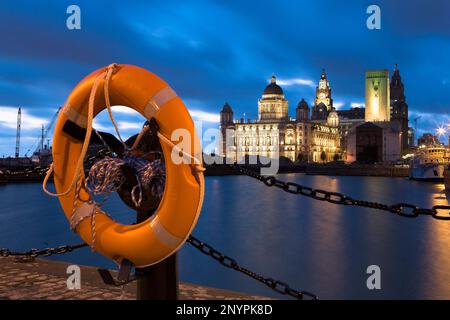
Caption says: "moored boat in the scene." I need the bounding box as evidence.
[409,145,450,182]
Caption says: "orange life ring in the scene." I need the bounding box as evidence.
[45,64,204,267]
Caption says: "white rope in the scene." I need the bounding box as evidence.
[156,132,205,175]
[130,125,150,151]
[104,63,127,150]
[42,65,116,197]
[42,64,118,251]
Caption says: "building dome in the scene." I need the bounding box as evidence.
[297,98,309,109]
[327,110,339,127]
[263,75,284,96]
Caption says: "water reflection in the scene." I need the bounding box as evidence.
[0,175,449,299]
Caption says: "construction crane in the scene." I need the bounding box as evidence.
[15,107,21,158]
[413,116,421,146]
[25,107,61,157]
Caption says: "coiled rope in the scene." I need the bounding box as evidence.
[86,156,166,206]
[41,63,204,250]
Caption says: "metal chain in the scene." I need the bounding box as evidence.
[0,236,314,299]
[232,165,450,220]
[186,235,318,300]
[0,243,88,258]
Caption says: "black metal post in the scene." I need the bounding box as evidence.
[136,210,178,300]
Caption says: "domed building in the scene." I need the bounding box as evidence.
[258,75,289,122]
[219,73,342,163]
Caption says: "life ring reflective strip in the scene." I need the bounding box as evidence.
[46,64,205,267]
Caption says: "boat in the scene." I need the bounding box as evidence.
[409,145,450,182]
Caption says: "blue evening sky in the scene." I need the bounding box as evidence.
[0,0,449,156]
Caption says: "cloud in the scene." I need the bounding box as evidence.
[110,106,142,116]
[188,109,220,123]
[0,106,48,130]
[276,78,316,88]
[333,102,345,110]
[350,102,365,108]
[117,121,143,131]
[92,119,114,132]
[0,1,449,155]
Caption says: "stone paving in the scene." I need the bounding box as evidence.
[0,257,270,300]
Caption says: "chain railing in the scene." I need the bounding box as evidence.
[4,161,449,220]
[1,160,448,300]
[187,235,317,300]
[0,236,315,300]
[231,164,450,220]
[0,243,88,258]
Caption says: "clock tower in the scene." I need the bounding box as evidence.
[312,69,334,120]
[314,69,333,110]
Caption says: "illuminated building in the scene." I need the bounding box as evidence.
[345,66,408,163]
[345,67,408,163]
[309,70,366,160]
[311,69,333,120]
[219,75,341,163]
[258,75,289,121]
[365,70,390,122]
[346,122,402,163]
[390,65,409,150]
[336,108,365,160]
[310,112,340,162]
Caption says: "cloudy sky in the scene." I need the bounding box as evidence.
[0,0,449,156]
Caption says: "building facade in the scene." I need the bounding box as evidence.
[219,74,341,163]
[365,70,390,122]
[312,70,334,121]
[220,66,408,164]
[346,121,402,163]
[390,65,409,150]
[336,108,365,160]
[345,66,408,163]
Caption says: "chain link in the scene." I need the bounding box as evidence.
[0,243,88,258]
[1,236,315,300]
[232,165,450,221]
[186,235,318,300]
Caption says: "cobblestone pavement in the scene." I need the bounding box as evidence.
[0,257,270,300]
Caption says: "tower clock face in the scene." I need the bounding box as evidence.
[319,92,326,99]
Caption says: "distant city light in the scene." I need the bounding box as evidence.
[436,126,446,136]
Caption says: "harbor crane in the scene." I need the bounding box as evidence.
[413,116,421,146]
[15,107,21,158]
[24,107,61,157]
